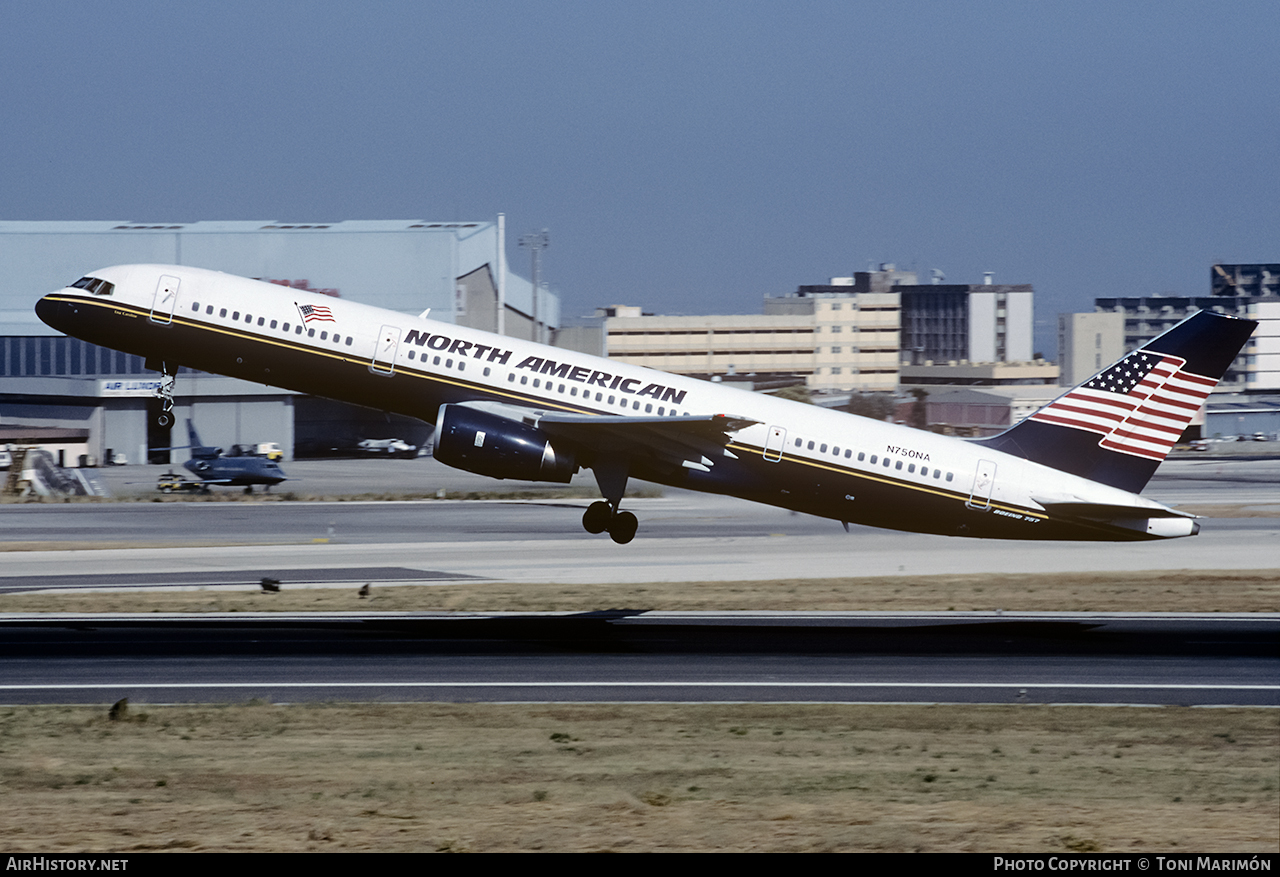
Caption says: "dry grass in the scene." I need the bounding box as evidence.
[0,702,1274,853]
[4,569,1278,614]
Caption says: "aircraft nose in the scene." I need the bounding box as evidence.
[35,295,73,332]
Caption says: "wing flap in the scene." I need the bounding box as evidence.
[537,411,759,470]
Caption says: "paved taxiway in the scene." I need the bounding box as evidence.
[1,457,1275,587]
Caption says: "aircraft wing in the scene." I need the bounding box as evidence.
[453,400,758,474]
[538,411,759,472]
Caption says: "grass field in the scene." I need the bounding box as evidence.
[1,702,1275,853]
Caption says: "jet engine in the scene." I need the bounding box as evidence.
[433,404,577,483]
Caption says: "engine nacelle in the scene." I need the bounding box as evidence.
[433,404,577,483]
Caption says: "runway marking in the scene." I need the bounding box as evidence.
[2,682,1275,690]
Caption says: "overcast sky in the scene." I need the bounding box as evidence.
[3,1,1275,356]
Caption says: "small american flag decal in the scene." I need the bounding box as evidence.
[296,302,335,323]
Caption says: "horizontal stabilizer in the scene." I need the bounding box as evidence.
[1032,498,1193,520]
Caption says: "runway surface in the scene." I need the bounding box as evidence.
[2,611,1276,706]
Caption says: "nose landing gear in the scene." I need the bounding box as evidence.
[149,360,177,429]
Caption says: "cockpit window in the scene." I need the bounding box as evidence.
[71,276,115,296]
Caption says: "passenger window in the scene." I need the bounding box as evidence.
[857,452,865,461]
[207,306,214,315]
[232,312,240,320]
[346,337,353,345]
[819,443,827,453]
[571,387,578,396]
[532,378,539,387]
[308,328,315,337]
[657,407,664,415]
[295,325,303,334]
[320,331,328,341]
[869,455,876,464]
[434,356,441,366]
[632,400,640,409]
[483,367,491,377]
[408,350,416,360]
[795,438,802,447]
[933,470,941,479]
[192,303,200,312]
[269,320,277,329]
[908,464,915,473]
[458,362,465,371]
[607,395,615,404]
[883,458,890,467]
[645,404,652,413]
[946,472,954,482]
[220,308,228,318]
[283,322,290,332]
[508,373,515,382]
[559,384,566,393]
[807,441,814,450]
[520,376,527,385]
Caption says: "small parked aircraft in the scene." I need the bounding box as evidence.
[158,420,288,494]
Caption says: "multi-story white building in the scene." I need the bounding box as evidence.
[1056,312,1126,387]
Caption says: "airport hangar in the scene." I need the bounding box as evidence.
[0,220,558,466]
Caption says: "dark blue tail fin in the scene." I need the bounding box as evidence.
[973,310,1257,493]
[186,420,221,460]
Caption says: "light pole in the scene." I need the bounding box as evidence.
[519,229,549,344]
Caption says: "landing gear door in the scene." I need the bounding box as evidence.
[763,425,786,462]
[370,324,400,375]
[966,459,997,511]
[149,275,181,325]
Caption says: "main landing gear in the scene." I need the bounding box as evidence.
[582,460,638,544]
[582,501,639,544]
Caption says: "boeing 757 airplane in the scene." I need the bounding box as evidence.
[36,264,1257,544]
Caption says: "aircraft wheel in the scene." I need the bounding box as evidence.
[608,511,638,545]
[582,501,611,534]
[243,486,253,495]
[160,486,172,494]
[156,411,173,429]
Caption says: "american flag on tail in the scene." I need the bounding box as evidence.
[296,302,335,323]
[1030,350,1216,460]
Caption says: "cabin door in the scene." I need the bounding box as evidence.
[370,325,401,375]
[966,459,997,510]
[149,275,181,324]
[763,426,786,462]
